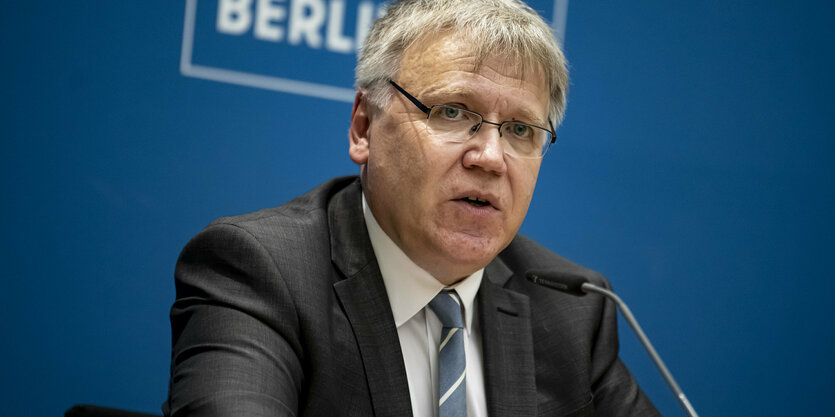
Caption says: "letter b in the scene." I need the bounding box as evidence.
[217,0,254,35]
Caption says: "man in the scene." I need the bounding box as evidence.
[166,0,660,416]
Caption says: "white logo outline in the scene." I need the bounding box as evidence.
[180,0,569,102]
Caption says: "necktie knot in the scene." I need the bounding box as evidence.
[429,290,464,329]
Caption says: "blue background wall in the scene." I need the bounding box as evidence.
[2,1,834,415]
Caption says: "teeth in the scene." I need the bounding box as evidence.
[463,196,489,207]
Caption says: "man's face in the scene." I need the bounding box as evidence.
[349,34,549,284]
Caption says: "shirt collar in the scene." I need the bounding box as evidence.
[362,193,483,330]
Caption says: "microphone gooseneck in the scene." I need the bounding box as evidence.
[526,269,699,417]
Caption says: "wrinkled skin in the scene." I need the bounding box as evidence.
[349,34,549,285]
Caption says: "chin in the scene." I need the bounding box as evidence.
[423,226,509,274]
[443,237,504,269]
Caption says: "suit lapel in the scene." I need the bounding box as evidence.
[329,181,413,417]
[480,257,538,416]
[325,180,539,416]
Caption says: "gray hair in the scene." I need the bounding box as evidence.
[356,0,569,125]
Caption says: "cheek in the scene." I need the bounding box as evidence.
[368,121,411,173]
[367,123,437,204]
[511,163,541,218]
[523,169,540,202]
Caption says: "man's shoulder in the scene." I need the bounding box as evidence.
[208,175,359,232]
[181,175,361,270]
[499,234,607,288]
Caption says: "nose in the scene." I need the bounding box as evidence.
[461,122,507,175]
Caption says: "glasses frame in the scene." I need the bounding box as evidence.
[388,79,556,159]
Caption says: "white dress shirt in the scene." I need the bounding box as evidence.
[362,195,487,417]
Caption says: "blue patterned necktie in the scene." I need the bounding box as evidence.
[428,289,467,417]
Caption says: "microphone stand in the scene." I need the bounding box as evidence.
[580,282,699,417]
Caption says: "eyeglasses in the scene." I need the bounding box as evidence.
[389,80,556,159]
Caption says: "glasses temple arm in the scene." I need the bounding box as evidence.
[548,120,557,143]
[388,80,431,115]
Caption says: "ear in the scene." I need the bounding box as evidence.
[348,91,371,165]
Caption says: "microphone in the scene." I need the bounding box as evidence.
[525,268,589,296]
[526,269,699,417]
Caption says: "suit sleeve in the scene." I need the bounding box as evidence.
[589,276,661,416]
[166,223,303,417]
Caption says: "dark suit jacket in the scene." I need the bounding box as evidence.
[165,176,659,417]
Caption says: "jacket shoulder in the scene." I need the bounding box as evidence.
[182,176,360,282]
[499,234,608,288]
[208,176,358,231]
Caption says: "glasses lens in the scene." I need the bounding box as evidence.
[501,122,552,158]
[426,105,482,142]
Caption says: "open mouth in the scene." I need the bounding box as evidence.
[461,196,491,207]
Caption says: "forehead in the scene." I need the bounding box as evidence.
[397,34,550,123]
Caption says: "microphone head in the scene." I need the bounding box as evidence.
[525,268,590,296]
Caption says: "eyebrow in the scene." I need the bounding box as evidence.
[421,85,548,127]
